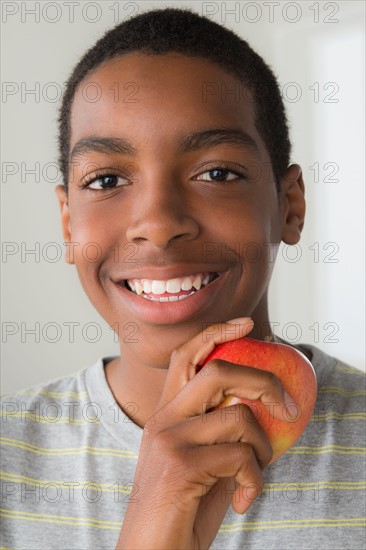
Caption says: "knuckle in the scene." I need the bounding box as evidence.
[143,411,170,439]
[233,442,254,469]
[200,358,222,378]
[169,348,197,377]
[151,427,172,451]
[145,401,175,436]
[210,358,235,379]
[151,435,193,478]
[149,428,184,463]
[148,430,173,460]
[235,444,262,483]
[237,402,256,422]
[146,431,193,485]
[261,370,282,393]
[223,404,255,434]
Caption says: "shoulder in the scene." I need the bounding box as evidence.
[275,336,365,419]
[275,336,365,389]
[296,342,365,401]
[288,343,365,435]
[2,363,90,415]
[0,357,107,445]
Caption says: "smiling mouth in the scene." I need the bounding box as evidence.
[121,272,220,302]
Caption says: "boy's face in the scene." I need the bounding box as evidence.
[56,52,304,363]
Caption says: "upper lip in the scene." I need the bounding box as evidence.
[113,265,227,283]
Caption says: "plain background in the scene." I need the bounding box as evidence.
[1,0,365,394]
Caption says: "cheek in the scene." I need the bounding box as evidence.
[219,203,275,251]
[219,199,280,278]
[69,204,117,258]
[67,208,115,293]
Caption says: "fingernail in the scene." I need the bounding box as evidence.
[284,391,300,419]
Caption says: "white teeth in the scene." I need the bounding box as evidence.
[151,280,165,295]
[166,278,181,294]
[178,291,195,300]
[142,291,195,302]
[181,277,193,291]
[193,275,203,290]
[126,272,217,297]
[143,280,152,293]
[134,281,143,295]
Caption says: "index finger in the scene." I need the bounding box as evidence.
[157,317,254,411]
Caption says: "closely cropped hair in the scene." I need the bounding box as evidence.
[58,7,291,193]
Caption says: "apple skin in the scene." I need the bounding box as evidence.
[200,338,317,463]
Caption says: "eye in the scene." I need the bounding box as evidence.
[82,173,129,190]
[195,166,245,183]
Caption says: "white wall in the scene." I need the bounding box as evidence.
[1,0,365,394]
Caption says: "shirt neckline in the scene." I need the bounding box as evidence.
[84,355,143,447]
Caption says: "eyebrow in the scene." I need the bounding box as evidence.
[70,136,137,162]
[177,128,260,156]
[69,128,260,163]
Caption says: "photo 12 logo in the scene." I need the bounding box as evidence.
[1,1,140,24]
[201,2,340,24]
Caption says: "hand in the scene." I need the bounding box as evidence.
[116,319,293,549]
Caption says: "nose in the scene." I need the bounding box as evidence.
[125,179,200,249]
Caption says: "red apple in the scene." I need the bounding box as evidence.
[200,338,317,463]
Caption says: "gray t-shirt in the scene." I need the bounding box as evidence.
[1,341,365,549]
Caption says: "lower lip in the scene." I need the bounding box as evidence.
[112,273,227,325]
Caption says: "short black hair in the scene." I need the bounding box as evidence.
[58,7,291,193]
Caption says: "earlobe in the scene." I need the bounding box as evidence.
[280,164,306,245]
[55,184,74,264]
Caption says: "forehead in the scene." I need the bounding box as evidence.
[70,52,264,157]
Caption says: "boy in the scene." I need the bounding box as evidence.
[1,7,364,549]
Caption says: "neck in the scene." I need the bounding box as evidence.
[105,352,167,428]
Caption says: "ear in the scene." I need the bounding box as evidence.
[55,184,74,264]
[279,164,306,245]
